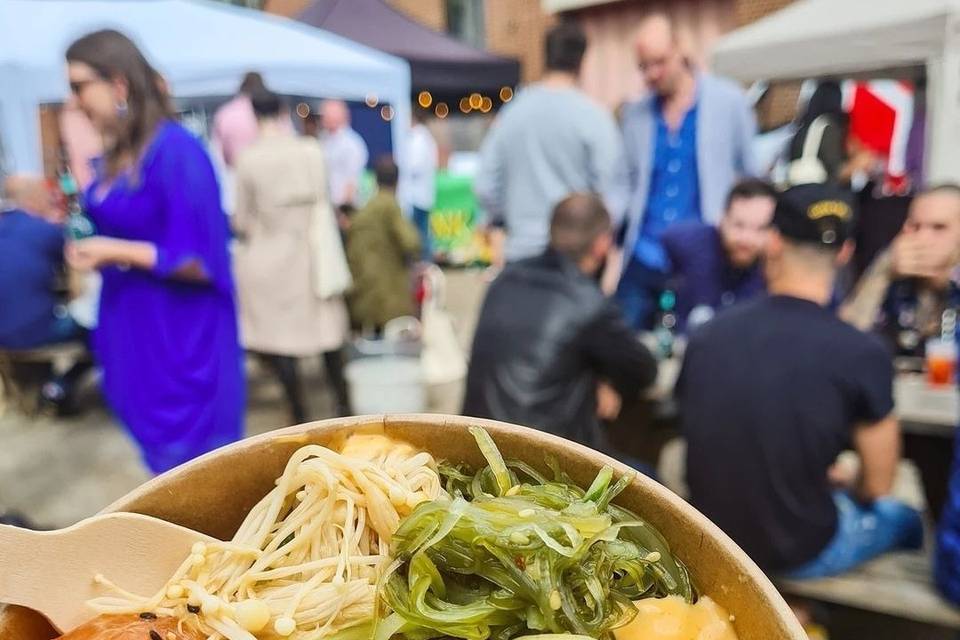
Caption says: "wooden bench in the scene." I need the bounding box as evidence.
[0,343,89,416]
[895,374,958,438]
[778,551,960,630]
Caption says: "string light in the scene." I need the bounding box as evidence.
[365,93,379,108]
[480,96,493,113]
[459,97,472,113]
[499,86,514,102]
[468,93,483,110]
[295,102,310,118]
[418,91,433,108]
[380,105,395,121]
[435,103,449,118]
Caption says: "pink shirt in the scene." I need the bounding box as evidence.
[213,95,258,168]
[59,104,102,189]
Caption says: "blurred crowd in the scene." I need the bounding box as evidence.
[464,15,960,623]
[2,30,433,471]
[4,11,960,628]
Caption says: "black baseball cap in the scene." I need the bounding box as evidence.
[773,183,855,247]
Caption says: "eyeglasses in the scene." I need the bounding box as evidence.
[638,57,669,73]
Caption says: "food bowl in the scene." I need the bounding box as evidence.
[0,414,805,639]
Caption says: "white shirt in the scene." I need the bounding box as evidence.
[404,123,438,211]
[321,126,369,207]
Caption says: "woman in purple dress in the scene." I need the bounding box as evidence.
[64,30,243,473]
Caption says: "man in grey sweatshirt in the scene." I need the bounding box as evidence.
[475,21,625,265]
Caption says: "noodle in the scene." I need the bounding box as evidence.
[88,435,443,640]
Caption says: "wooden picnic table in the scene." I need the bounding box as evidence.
[895,374,959,436]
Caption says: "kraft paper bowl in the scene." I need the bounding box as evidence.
[0,414,804,639]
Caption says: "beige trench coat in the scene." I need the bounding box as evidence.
[233,131,348,356]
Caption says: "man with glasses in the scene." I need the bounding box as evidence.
[616,13,758,330]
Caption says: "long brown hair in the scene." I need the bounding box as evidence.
[66,29,173,178]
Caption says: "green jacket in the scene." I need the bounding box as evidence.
[346,191,421,329]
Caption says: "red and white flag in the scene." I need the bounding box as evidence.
[845,80,915,194]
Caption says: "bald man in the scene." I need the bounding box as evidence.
[616,13,758,330]
[0,176,94,414]
[3,175,63,223]
[842,185,960,358]
[320,99,369,211]
[0,176,77,349]
[463,193,656,451]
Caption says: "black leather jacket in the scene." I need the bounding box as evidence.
[463,250,658,450]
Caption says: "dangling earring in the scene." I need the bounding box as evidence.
[115,98,128,118]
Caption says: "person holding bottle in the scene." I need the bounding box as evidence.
[0,175,84,349]
[0,173,97,414]
[63,30,243,473]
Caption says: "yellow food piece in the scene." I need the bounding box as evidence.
[613,595,739,640]
[274,616,297,637]
[234,598,271,632]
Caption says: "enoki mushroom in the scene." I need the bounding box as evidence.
[88,434,443,640]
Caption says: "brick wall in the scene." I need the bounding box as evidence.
[265,0,548,84]
[485,0,556,83]
[263,0,446,29]
[262,0,800,91]
[390,0,551,83]
[575,0,736,109]
[734,0,799,128]
[734,0,795,26]
[387,0,447,32]
[262,0,309,17]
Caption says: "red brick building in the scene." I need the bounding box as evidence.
[262,0,798,125]
[543,0,796,119]
[264,0,553,83]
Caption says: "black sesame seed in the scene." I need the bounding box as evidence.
[149,631,163,640]
[139,612,157,620]
[187,604,200,614]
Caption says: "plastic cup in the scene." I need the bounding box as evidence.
[926,338,957,386]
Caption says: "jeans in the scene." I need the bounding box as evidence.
[615,258,666,331]
[413,206,432,263]
[785,492,924,580]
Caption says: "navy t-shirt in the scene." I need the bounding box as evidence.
[678,295,894,572]
[0,209,65,348]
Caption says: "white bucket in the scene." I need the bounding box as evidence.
[344,356,425,414]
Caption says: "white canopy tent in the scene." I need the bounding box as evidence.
[0,0,411,176]
[712,0,960,184]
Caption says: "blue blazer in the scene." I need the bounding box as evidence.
[619,73,759,254]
